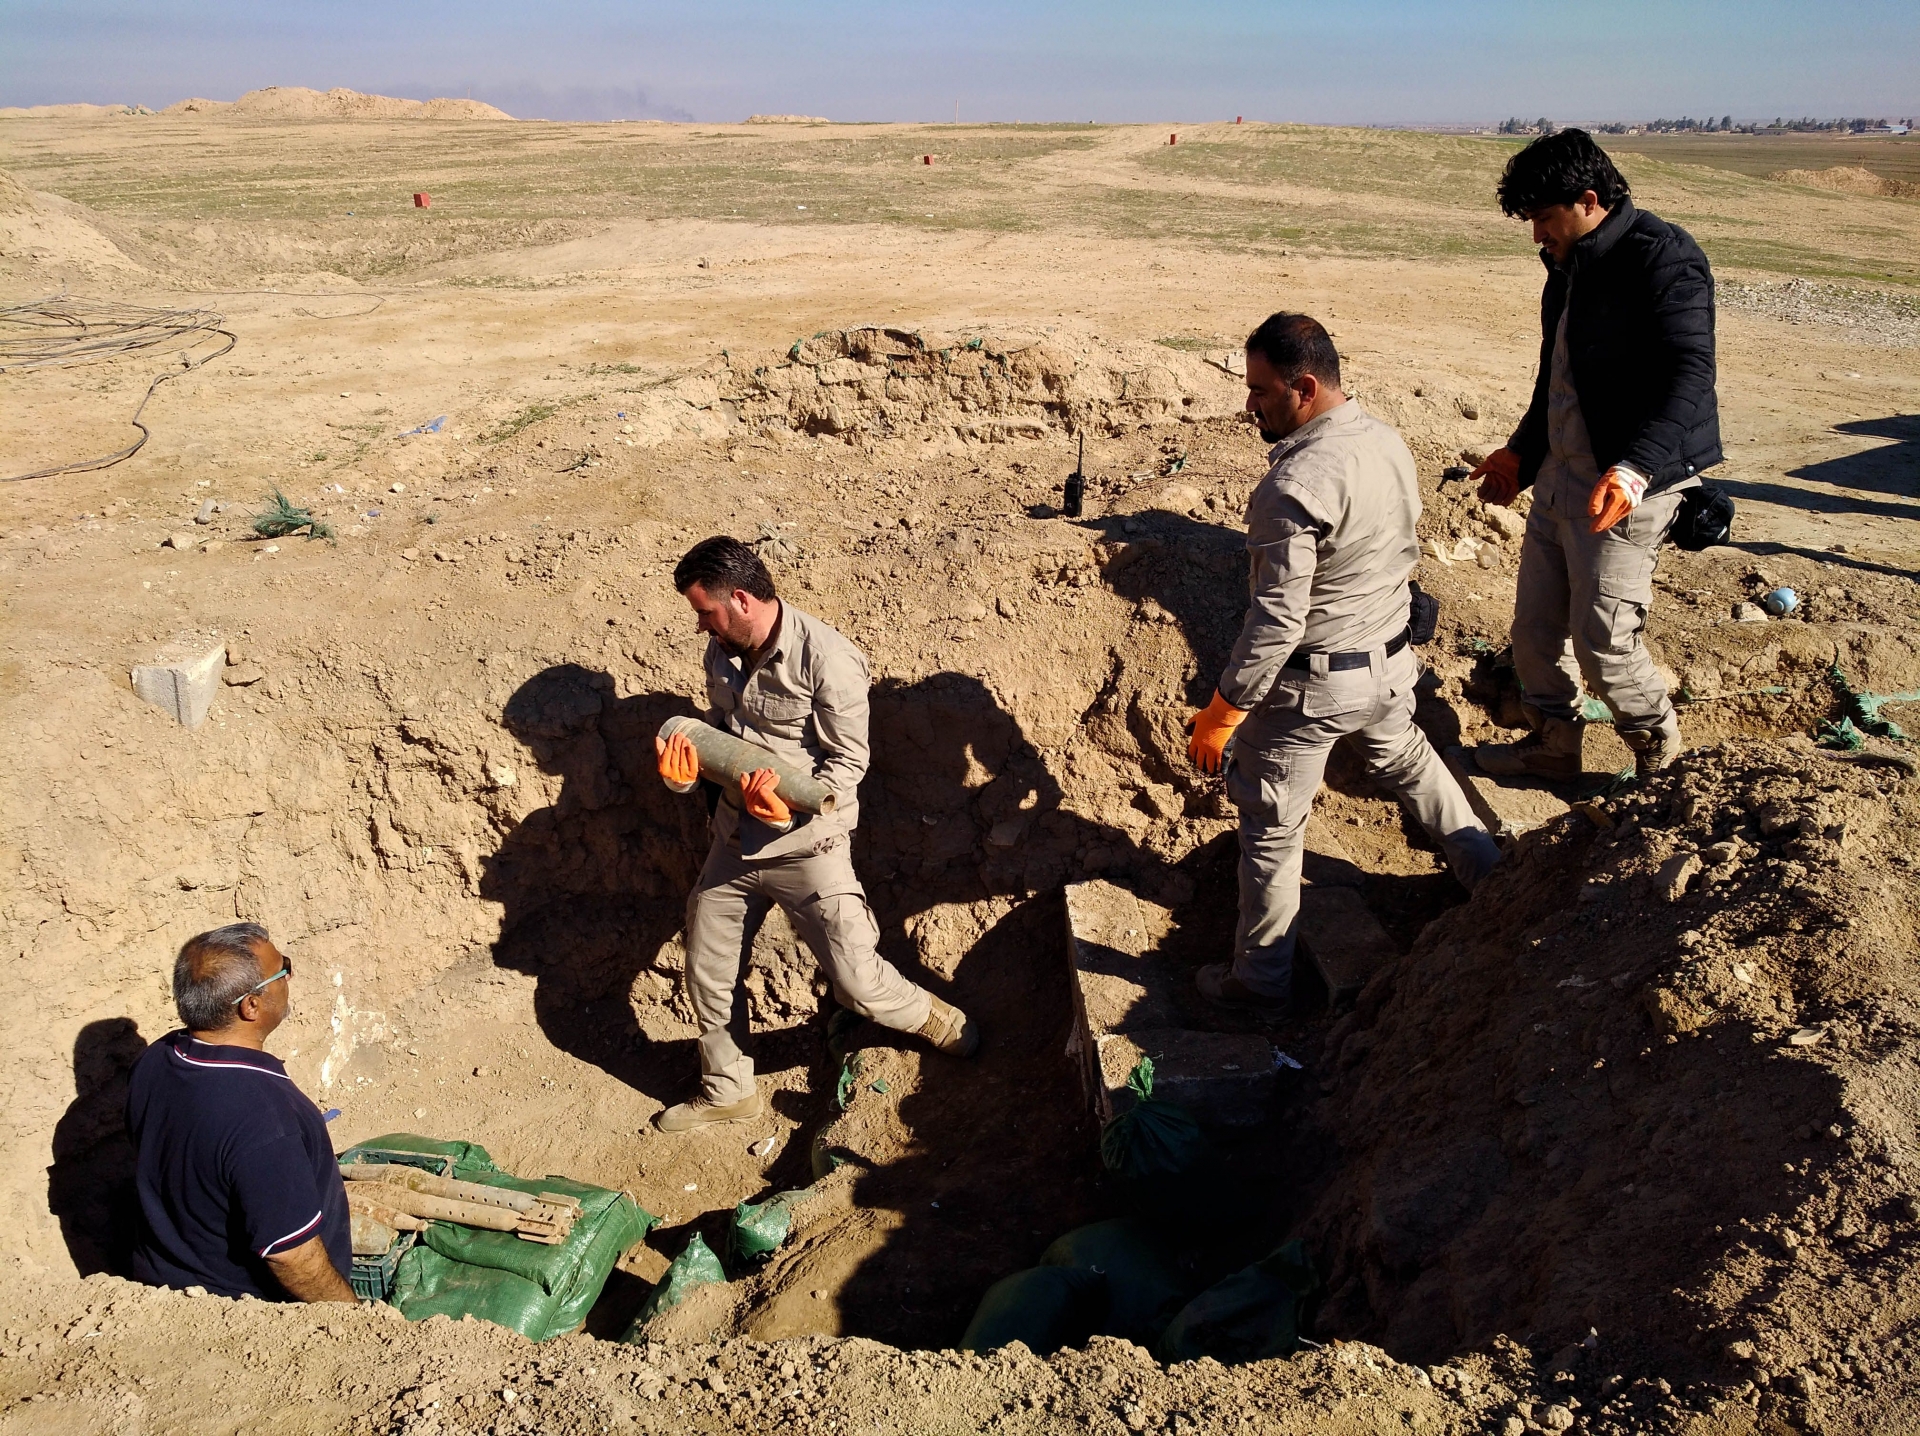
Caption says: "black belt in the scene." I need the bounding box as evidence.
[1283,629,1409,673]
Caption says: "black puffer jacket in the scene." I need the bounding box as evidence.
[1512,200,1723,495]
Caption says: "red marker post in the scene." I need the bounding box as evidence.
[413,193,431,208]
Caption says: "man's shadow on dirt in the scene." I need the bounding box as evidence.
[47,1016,147,1276]
[1789,414,1920,499]
[1088,504,1472,891]
[484,666,717,1105]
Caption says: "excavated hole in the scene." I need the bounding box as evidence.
[32,361,1919,1387]
[472,658,1477,1350]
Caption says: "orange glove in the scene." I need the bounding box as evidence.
[740,768,792,828]
[1587,464,1647,534]
[1470,447,1521,506]
[655,731,699,789]
[1186,691,1249,774]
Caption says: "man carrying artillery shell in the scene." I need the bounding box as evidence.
[652,536,978,1133]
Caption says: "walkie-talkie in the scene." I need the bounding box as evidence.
[1063,433,1085,518]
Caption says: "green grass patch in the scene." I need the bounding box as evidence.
[3,118,1909,282]
[482,402,559,443]
[252,487,334,542]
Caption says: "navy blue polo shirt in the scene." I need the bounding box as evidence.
[125,1031,352,1299]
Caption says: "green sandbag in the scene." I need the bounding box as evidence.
[729,1189,811,1265]
[1040,1219,1194,1348]
[623,1233,726,1338]
[1099,1058,1208,1181]
[1155,1239,1318,1366]
[345,1133,656,1342]
[960,1266,1105,1356]
[1099,1058,1215,1223]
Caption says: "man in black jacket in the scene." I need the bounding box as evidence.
[1469,129,1721,780]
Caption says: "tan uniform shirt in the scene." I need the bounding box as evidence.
[1535,282,1603,499]
[1217,400,1421,712]
[700,601,870,860]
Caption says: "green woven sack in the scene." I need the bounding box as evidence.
[728,1189,812,1265]
[1040,1219,1196,1348]
[1098,1058,1208,1180]
[620,1232,726,1341]
[345,1133,656,1342]
[1155,1239,1319,1365]
[960,1266,1105,1356]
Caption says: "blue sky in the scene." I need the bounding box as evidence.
[3,0,1914,123]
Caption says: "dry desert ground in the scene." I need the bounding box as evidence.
[1,103,1919,1435]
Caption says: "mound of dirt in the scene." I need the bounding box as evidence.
[1294,737,1920,1431]
[1770,165,1920,200]
[161,87,512,121]
[0,103,154,119]
[743,115,831,124]
[3,1268,1540,1435]
[610,326,1251,450]
[0,168,140,272]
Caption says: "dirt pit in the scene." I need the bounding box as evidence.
[5,115,1920,1434]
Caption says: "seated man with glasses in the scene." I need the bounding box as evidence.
[125,922,356,1301]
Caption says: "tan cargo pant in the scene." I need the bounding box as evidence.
[1512,471,1686,735]
[1227,643,1500,998]
[684,836,931,1104]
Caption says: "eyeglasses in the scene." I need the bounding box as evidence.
[232,958,292,1006]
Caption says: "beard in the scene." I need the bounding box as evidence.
[712,608,757,654]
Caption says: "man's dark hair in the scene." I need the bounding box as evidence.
[1245,312,1342,389]
[1497,128,1631,217]
[174,923,271,1031]
[674,535,776,602]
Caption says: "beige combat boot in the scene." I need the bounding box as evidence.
[1475,711,1585,780]
[1620,712,1683,780]
[916,995,981,1058]
[653,1090,764,1133]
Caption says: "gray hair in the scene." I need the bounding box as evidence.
[174,923,272,1032]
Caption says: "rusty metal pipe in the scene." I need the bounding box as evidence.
[658,714,836,815]
[343,1163,536,1214]
[345,1184,523,1232]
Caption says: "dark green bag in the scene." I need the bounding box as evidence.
[344,1133,656,1343]
[1099,1058,1208,1180]
[1040,1219,1195,1348]
[622,1232,727,1340]
[1099,1058,1215,1222]
[960,1266,1106,1356]
[1155,1239,1318,1365]
[728,1189,812,1265]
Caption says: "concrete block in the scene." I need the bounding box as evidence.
[131,641,225,728]
[1064,879,1276,1129]
[1444,745,1571,839]
[1297,886,1400,1008]
[1303,813,1368,887]
[1095,1027,1277,1128]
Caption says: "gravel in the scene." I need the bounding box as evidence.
[1719,278,1920,349]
